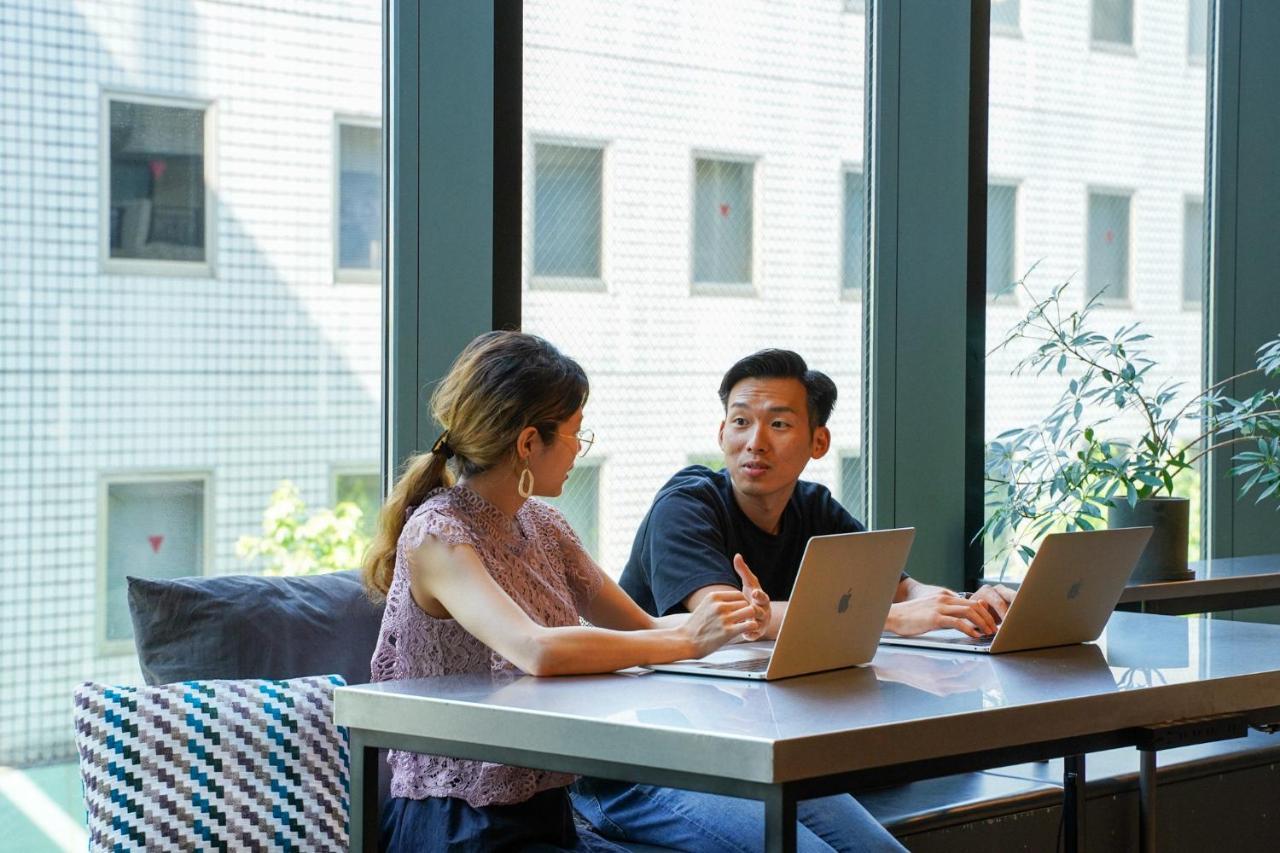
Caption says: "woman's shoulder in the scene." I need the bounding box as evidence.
[401,487,479,547]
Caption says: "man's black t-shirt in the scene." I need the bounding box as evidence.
[619,466,867,617]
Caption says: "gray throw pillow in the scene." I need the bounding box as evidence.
[127,569,384,687]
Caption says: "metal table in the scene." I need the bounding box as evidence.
[335,612,1280,852]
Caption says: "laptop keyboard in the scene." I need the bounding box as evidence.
[934,632,997,646]
[699,656,771,672]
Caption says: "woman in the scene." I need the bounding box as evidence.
[362,330,762,850]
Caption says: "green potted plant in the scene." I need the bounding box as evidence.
[236,481,371,576]
[980,273,1280,582]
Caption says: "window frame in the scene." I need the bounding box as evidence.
[96,469,214,656]
[1084,186,1135,308]
[330,462,382,506]
[99,91,217,278]
[840,163,867,302]
[333,114,384,285]
[528,135,609,292]
[689,150,760,295]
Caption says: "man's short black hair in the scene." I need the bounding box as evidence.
[717,349,837,429]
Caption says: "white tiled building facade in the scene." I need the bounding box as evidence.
[3,0,1205,764]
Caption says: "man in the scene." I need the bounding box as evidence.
[571,349,1013,852]
[621,347,1014,639]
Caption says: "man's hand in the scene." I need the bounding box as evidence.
[969,583,1016,623]
[885,590,999,638]
[733,553,771,642]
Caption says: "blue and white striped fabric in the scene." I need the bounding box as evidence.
[74,674,348,852]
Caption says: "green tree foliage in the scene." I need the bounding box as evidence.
[236,481,370,576]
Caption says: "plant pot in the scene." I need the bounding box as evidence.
[1107,496,1194,583]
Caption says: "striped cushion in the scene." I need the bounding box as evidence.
[74,674,348,852]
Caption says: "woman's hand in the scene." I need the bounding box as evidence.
[678,590,760,657]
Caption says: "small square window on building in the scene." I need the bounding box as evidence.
[694,157,754,287]
[987,184,1017,297]
[101,476,208,649]
[533,143,604,283]
[107,99,208,265]
[1188,0,1209,61]
[843,170,866,296]
[1092,0,1134,47]
[543,463,601,560]
[1086,191,1131,303]
[1183,199,1205,306]
[336,122,383,279]
[991,0,1020,33]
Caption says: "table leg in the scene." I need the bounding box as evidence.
[1139,749,1157,853]
[1063,753,1086,853]
[348,730,380,853]
[763,785,797,853]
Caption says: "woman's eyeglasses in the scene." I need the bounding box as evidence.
[558,428,595,458]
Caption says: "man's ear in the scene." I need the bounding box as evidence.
[810,425,831,460]
[717,420,727,449]
[515,425,541,461]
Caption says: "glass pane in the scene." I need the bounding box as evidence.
[1093,0,1134,45]
[105,480,205,643]
[4,2,383,782]
[987,184,1016,296]
[843,170,866,296]
[1086,192,1131,302]
[109,101,205,261]
[534,143,604,280]
[522,1,869,577]
[985,0,1209,580]
[338,123,383,271]
[694,158,754,285]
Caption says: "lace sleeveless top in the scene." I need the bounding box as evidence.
[369,485,605,807]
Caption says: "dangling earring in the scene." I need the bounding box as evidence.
[518,465,535,499]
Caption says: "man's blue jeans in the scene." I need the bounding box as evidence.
[571,778,906,853]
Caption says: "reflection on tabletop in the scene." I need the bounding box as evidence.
[872,643,1118,706]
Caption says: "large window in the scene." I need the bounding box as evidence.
[985,0,1209,579]
[533,142,605,287]
[7,2,383,780]
[520,0,869,576]
[336,120,383,281]
[104,96,211,272]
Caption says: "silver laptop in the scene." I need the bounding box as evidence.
[649,528,915,681]
[878,526,1153,654]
